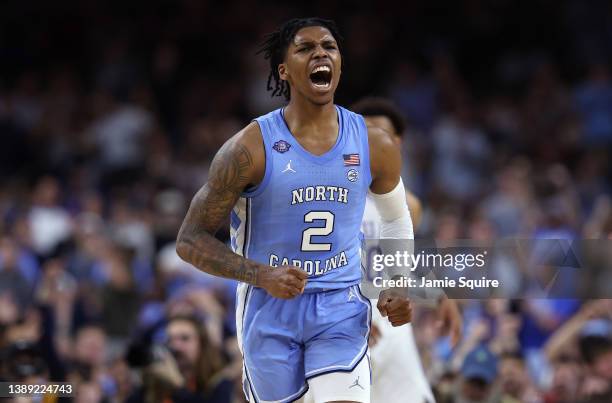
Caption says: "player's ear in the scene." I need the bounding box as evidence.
[278,63,289,81]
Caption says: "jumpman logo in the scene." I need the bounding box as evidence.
[349,376,364,390]
[282,160,296,173]
[347,288,357,301]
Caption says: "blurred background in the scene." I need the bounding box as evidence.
[1,0,612,402]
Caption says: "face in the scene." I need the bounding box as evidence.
[593,349,612,380]
[365,116,401,145]
[279,25,341,105]
[457,378,492,403]
[75,327,106,367]
[75,382,102,403]
[167,320,200,369]
[500,358,527,396]
[550,362,580,400]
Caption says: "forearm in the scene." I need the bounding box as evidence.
[176,229,266,285]
[544,312,588,361]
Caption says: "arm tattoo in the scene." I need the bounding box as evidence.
[176,139,262,284]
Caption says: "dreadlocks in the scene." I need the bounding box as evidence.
[257,17,343,100]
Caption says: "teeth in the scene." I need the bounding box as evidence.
[313,82,330,89]
[312,65,331,74]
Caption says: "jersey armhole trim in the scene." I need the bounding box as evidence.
[358,113,373,188]
[242,119,273,198]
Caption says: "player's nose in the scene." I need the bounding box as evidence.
[312,45,329,59]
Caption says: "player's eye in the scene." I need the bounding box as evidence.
[297,47,310,53]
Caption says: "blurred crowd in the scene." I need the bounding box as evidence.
[1,0,612,402]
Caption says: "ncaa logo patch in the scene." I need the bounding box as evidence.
[273,140,291,153]
[347,169,359,182]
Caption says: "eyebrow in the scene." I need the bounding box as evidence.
[293,37,337,47]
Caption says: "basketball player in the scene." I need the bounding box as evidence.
[177,18,413,403]
[352,98,463,403]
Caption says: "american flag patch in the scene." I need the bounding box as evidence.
[343,153,360,166]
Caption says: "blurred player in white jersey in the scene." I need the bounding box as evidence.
[354,97,462,403]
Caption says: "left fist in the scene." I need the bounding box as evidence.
[377,289,412,327]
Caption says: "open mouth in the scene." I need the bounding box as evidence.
[309,65,332,90]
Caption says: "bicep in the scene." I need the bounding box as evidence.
[183,133,260,235]
[368,127,402,194]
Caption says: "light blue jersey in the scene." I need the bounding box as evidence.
[231,105,371,291]
[233,105,373,403]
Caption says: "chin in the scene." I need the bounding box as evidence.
[310,95,334,106]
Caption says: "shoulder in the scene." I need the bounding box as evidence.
[213,121,263,165]
[211,120,265,187]
[367,124,398,158]
[234,120,263,150]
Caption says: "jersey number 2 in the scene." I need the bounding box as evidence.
[301,211,334,251]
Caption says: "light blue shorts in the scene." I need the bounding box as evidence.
[236,284,371,403]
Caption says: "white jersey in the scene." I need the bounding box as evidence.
[363,196,435,403]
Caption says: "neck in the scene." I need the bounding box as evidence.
[284,97,337,138]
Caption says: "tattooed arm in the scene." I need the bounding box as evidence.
[176,122,307,298]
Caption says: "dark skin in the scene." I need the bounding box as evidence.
[176,26,410,328]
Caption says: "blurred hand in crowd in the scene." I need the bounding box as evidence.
[147,346,185,389]
[437,297,463,346]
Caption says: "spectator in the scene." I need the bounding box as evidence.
[127,314,233,403]
[431,98,492,203]
[28,176,73,257]
[573,63,612,145]
[543,357,582,403]
[445,345,499,403]
[498,353,541,403]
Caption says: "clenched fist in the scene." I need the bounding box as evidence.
[377,289,412,327]
[257,266,308,299]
